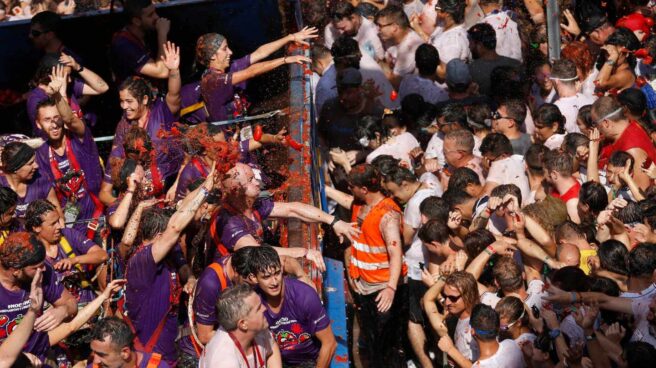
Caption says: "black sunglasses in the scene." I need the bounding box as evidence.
[441,293,462,303]
[491,110,512,120]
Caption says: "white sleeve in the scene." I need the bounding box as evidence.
[403,198,422,229]
[485,162,504,184]
[324,25,335,49]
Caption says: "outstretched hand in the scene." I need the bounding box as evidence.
[161,41,181,71]
[290,26,319,46]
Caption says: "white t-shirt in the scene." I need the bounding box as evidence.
[360,53,400,108]
[621,284,656,303]
[403,0,424,19]
[581,68,599,98]
[631,297,656,348]
[430,24,471,64]
[554,93,597,133]
[385,30,425,76]
[366,132,420,168]
[420,172,444,196]
[560,314,585,347]
[398,74,449,104]
[425,132,445,168]
[530,83,558,111]
[543,133,566,150]
[516,332,537,347]
[482,11,522,62]
[473,339,525,368]
[200,328,274,368]
[404,187,441,280]
[324,16,385,61]
[486,155,531,203]
[456,317,480,361]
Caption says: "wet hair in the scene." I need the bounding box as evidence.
[437,0,466,24]
[551,58,579,83]
[216,283,256,331]
[535,103,566,134]
[247,245,282,276]
[470,304,499,341]
[0,232,46,269]
[418,219,450,244]
[356,116,387,141]
[449,167,481,188]
[444,129,475,153]
[561,41,595,76]
[331,35,361,69]
[562,133,589,156]
[124,0,151,21]
[525,144,549,176]
[1,142,35,174]
[89,317,134,350]
[490,184,523,207]
[445,271,480,310]
[25,199,56,232]
[589,275,622,324]
[467,103,492,131]
[479,133,513,157]
[625,341,656,368]
[464,229,496,259]
[627,243,656,277]
[618,88,647,118]
[0,187,18,215]
[493,257,523,292]
[579,182,608,215]
[385,166,418,186]
[113,158,138,193]
[348,164,382,192]
[468,22,497,50]
[577,105,595,130]
[444,189,474,209]
[419,196,449,222]
[330,1,356,21]
[416,44,440,76]
[495,296,528,327]
[231,246,256,278]
[440,103,468,128]
[606,28,640,69]
[544,149,574,176]
[501,99,527,126]
[370,155,400,180]
[119,77,155,107]
[374,5,410,29]
[555,221,587,244]
[310,44,331,66]
[617,200,642,225]
[139,207,170,241]
[551,266,590,291]
[592,96,625,123]
[31,11,61,35]
[35,97,58,121]
[608,150,634,171]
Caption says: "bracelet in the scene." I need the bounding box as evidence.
[605,59,617,66]
[484,245,496,256]
[570,291,578,303]
[77,65,84,73]
[386,284,396,292]
[125,190,135,194]
[329,216,339,227]
[200,187,210,197]
[585,332,597,341]
[283,56,287,64]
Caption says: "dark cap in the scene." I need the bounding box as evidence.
[446,59,471,86]
[337,68,362,88]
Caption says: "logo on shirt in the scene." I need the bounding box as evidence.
[0,314,23,341]
[274,323,311,351]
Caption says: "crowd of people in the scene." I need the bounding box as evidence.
[4,0,656,367]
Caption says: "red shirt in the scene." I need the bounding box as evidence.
[551,180,581,203]
[599,121,656,169]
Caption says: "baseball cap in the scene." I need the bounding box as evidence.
[337,68,362,88]
[446,59,471,86]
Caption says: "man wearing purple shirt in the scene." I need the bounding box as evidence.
[110,0,172,84]
[26,200,108,305]
[0,232,77,361]
[124,169,216,365]
[34,87,105,240]
[246,246,336,367]
[197,27,316,122]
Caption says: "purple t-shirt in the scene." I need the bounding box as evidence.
[258,277,330,365]
[104,99,183,187]
[210,197,274,252]
[110,29,152,85]
[125,244,181,364]
[200,55,251,122]
[45,228,97,304]
[174,158,208,201]
[0,173,53,221]
[0,264,64,360]
[178,257,233,357]
[36,130,104,234]
[26,79,86,136]
[179,81,208,124]
[86,352,171,368]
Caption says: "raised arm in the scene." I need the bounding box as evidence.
[162,42,182,115]
[587,128,601,183]
[324,186,354,209]
[46,65,85,138]
[250,27,318,63]
[270,201,360,242]
[137,18,171,79]
[59,53,108,95]
[232,55,310,86]
[108,174,140,230]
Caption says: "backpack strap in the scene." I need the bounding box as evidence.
[208,262,228,289]
[60,237,92,288]
[146,352,163,368]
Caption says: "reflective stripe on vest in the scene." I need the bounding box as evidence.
[352,240,389,254]
[350,257,390,270]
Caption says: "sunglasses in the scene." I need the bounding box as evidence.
[441,293,462,303]
[491,110,512,120]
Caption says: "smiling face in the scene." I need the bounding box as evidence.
[119,89,149,121]
[13,155,39,181]
[36,105,63,142]
[212,40,233,71]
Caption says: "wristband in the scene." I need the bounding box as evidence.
[484,245,496,256]
[570,291,578,303]
[200,187,210,197]
[126,190,135,194]
[605,59,617,66]
[77,65,84,73]
[386,284,396,292]
[549,329,561,339]
[330,216,339,227]
[585,332,597,341]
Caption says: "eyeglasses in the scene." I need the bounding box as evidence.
[491,110,512,121]
[30,29,48,37]
[441,293,462,303]
[376,22,394,29]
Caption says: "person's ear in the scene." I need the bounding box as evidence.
[120,346,131,360]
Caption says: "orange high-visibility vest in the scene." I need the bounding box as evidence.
[349,197,405,284]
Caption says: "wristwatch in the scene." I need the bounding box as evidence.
[549,329,561,339]
[585,332,597,341]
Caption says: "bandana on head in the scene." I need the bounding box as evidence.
[3,143,35,174]
[196,33,226,67]
[616,13,654,39]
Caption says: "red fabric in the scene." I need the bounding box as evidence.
[551,181,581,204]
[599,121,656,168]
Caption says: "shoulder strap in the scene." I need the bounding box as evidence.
[60,237,92,288]
[208,262,228,289]
[146,353,162,368]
